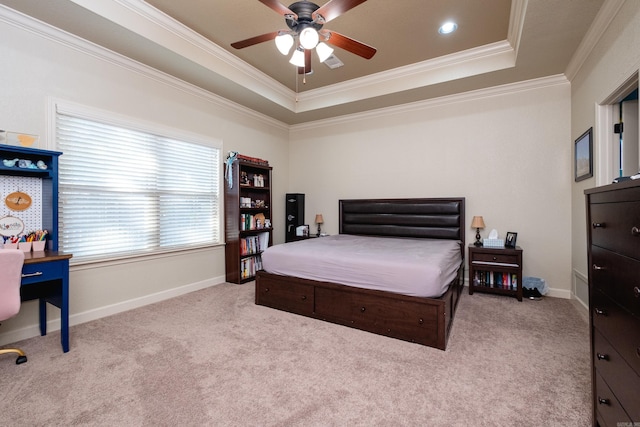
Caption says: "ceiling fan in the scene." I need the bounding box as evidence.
[231,0,377,75]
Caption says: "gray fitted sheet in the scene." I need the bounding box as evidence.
[261,234,462,298]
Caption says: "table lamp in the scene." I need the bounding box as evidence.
[471,216,485,246]
[315,214,324,237]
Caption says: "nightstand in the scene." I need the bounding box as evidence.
[468,245,523,301]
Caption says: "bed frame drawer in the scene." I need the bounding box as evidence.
[255,273,314,316]
[314,284,443,347]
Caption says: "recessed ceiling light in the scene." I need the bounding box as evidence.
[438,21,458,35]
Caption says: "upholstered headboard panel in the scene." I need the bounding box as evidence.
[339,198,465,245]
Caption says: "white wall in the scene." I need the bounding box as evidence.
[570,0,640,306]
[0,12,289,345]
[289,79,573,297]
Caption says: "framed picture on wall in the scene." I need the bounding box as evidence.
[575,127,593,182]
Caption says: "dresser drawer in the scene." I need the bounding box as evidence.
[591,246,640,317]
[590,201,640,260]
[592,290,640,377]
[594,370,632,427]
[593,329,640,421]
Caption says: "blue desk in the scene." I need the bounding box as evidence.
[20,251,72,353]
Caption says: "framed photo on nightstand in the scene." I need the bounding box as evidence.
[505,232,517,248]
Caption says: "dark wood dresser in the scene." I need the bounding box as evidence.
[585,180,640,427]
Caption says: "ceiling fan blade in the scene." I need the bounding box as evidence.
[313,0,368,24]
[324,30,376,59]
[298,49,312,74]
[259,0,298,19]
[231,31,279,49]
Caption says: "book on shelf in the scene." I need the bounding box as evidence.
[240,255,263,280]
[473,270,519,291]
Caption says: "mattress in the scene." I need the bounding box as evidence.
[261,234,462,298]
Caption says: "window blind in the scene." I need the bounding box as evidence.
[56,113,220,262]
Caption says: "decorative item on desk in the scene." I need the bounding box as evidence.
[505,231,517,248]
[471,216,485,246]
[315,214,324,237]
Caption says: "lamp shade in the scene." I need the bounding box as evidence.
[289,47,305,67]
[315,214,324,224]
[299,27,319,50]
[316,42,334,63]
[471,216,485,229]
[275,33,294,55]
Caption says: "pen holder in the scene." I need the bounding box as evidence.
[3,243,18,250]
[18,241,32,252]
[32,240,46,252]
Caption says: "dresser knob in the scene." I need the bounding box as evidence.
[597,397,610,405]
[594,308,607,316]
[360,306,366,313]
[301,295,306,301]
[592,264,606,271]
[264,288,269,292]
[492,256,497,261]
[418,318,424,325]
[596,353,609,361]
[634,287,640,298]
[592,222,605,229]
[632,226,640,236]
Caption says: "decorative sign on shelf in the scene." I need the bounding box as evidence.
[5,191,32,211]
[0,215,25,237]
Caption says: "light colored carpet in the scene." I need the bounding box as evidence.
[0,283,591,426]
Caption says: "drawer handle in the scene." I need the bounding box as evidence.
[596,353,609,361]
[492,256,497,261]
[418,318,424,325]
[594,308,607,316]
[592,264,606,271]
[264,288,269,292]
[21,271,44,278]
[632,226,640,237]
[592,222,606,229]
[597,397,610,406]
[360,306,366,313]
[301,295,307,301]
[634,287,640,298]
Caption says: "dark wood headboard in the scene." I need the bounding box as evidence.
[339,198,465,252]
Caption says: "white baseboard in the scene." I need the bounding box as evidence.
[0,275,226,347]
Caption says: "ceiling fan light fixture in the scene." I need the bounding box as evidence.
[299,27,319,50]
[316,42,334,63]
[289,47,306,67]
[438,21,458,35]
[275,33,294,55]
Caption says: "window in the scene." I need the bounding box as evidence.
[55,104,221,263]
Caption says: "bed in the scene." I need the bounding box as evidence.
[255,198,465,350]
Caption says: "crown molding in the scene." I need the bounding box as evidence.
[66,0,523,115]
[290,74,569,133]
[564,0,626,81]
[0,4,289,132]
[508,0,528,57]
[68,0,297,110]
[295,40,516,112]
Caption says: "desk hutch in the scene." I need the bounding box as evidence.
[0,145,72,353]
